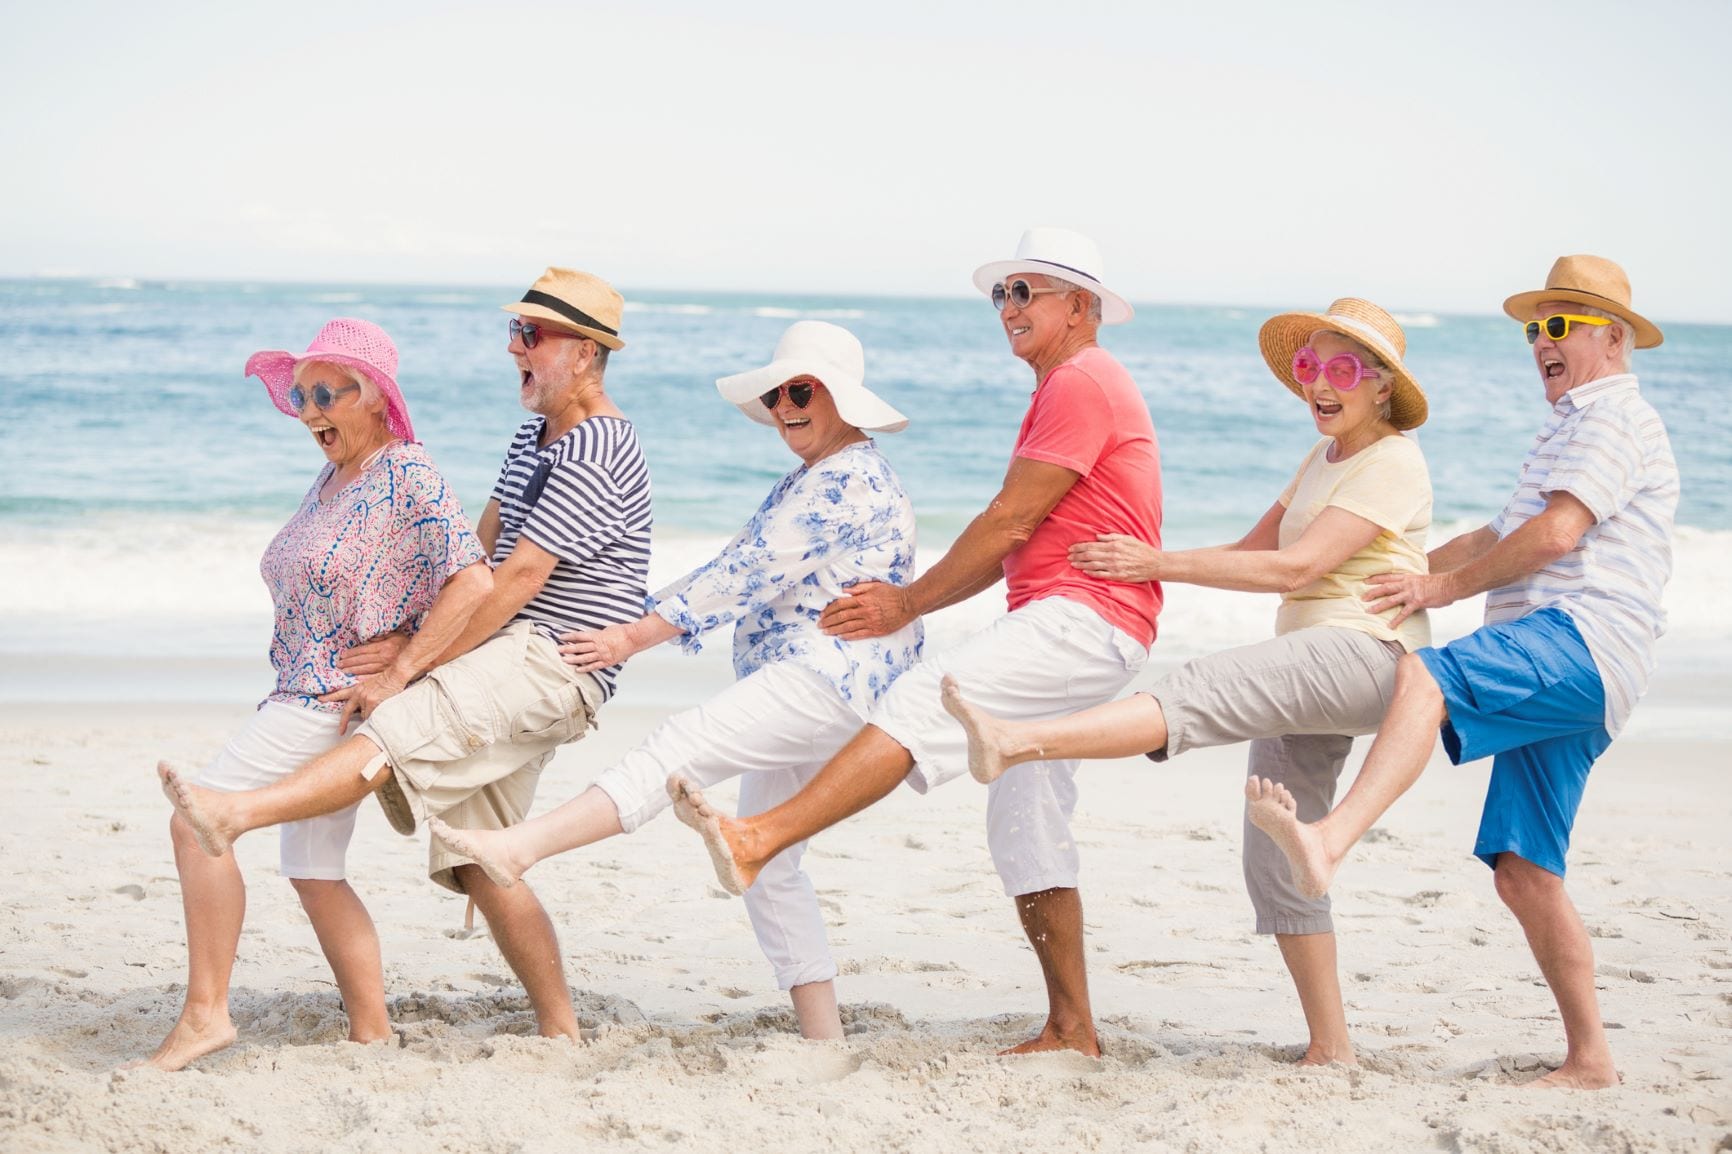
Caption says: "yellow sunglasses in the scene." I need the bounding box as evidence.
[1524,313,1611,344]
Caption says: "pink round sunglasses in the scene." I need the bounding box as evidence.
[1293,346,1382,391]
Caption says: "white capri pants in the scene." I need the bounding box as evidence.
[870,596,1148,896]
[193,701,361,880]
[591,661,861,991]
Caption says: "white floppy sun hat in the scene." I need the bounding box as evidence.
[971,226,1134,325]
[716,321,909,433]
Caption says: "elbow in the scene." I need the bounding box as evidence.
[1272,556,1321,595]
[1539,522,1585,564]
[460,562,494,601]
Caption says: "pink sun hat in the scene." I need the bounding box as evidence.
[245,318,415,441]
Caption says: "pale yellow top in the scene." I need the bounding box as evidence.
[1275,434,1432,651]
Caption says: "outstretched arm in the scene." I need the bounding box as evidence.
[819,457,1079,640]
[1364,493,1594,626]
[559,613,683,673]
[1069,499,1386,595]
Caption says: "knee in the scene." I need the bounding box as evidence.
[1394,654,1444,710]
[289,877,344,905]
[1493,854,1562,911]
[168,811,200,852]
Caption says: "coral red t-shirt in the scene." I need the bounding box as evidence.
[1002,346,1163,647]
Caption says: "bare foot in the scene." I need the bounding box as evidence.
[999,1019,1102,1058]
[157,761,236,857]
[939,674,1022,785]
[667,776,759,896]
[428,817,525,889]
[1245,775,1336,900]
[126,1015,238,1072]
[1526,1060,1620,1090]
[1297,1042,1358,1067]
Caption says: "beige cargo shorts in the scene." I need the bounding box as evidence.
[357,620,603,892]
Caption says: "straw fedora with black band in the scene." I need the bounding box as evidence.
[1258,298,1429,431]
[1502,254,1663,349]
[502,267,626,350]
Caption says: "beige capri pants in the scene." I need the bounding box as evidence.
[1146,626,1404,935]
[357,621,605,892]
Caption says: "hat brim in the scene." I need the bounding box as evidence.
[971,259,1134,325]
[1258,313,1429,431]
[500,302,626,350]
[245,350,416,442]
[1500,290,1663,349]
[716,358,908,434]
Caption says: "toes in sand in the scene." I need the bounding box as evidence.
[1245,775,1336,900]
[939,674,1014,785]
[158,761,233,857]
[428,817,521,889]
[667,776,754,896]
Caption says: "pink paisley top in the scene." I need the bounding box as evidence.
[260,441,485,712]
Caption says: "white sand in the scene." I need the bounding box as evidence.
[2,674,1729,1152]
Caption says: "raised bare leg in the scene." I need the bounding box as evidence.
[941,678,1169,785]
[289,878,392,1044]
[159,736,390,857]
[1492,854,1618,1089]
[670,725,912,895]
[430,787,624,890]
[1275,931,1355,1065]
[133,813,245,1070]
[1248,653,1446,897]
[789,980,843,1041]
[1002,887,1099,1057]
[454,864,579,1040]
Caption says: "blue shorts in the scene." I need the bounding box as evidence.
[1415,608,1611,878]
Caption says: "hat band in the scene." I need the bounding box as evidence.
[1023,258,1101,286]
[520,289,619,337]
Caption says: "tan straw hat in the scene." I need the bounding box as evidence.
[502,267,626,350]
[1501,254,1662,349]
[1258,298,1428,430]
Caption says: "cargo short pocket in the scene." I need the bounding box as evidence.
[508,681,592,747]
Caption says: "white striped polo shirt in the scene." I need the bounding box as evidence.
[490,414,653,699]
[1485,373,1678,736]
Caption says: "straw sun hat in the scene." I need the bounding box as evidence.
[1501,254,1663,349]
[716,321,908,433]
[502,267,626,350]
[1258,298,1428,430]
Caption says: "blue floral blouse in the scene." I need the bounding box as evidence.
[649,440,922,718]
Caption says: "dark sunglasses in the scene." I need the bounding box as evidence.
[991,277,1071,312]
[287,382,360,412]
[759,382,817,410]
[509,317,591,350]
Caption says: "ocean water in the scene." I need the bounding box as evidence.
[4,277,1730,696]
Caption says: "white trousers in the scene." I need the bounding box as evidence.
[194,701,361,880]
[591,661,861,991]
[869,596,1148,896]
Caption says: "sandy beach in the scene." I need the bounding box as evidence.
[3,622,1728,1152]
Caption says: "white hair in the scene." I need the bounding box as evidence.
[1042,274,1104,324]
[292,359,386,414]
[1564,302,1637,371]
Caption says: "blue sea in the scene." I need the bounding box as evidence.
[3,277,1730,690]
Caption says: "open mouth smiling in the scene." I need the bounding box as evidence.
[1542,357,1565,380]
[310,424,338,448]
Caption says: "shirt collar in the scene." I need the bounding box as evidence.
[1557,372,1639,413]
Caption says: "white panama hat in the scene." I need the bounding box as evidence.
[716,321,909,433]
[971,226,1134,325]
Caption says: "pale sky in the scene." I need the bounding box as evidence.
[4,0,1730,321]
